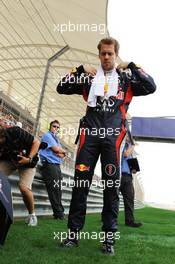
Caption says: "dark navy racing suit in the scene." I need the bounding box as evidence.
[57,62,156,234]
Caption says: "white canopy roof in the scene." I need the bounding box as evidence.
[0,0,110,147]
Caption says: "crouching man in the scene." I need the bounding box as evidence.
[0,125,40,226]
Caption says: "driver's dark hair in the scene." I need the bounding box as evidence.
[97,37,120,54]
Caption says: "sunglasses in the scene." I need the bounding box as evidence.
[52,125,60,129]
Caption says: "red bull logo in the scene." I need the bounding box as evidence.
[75,164,90,172]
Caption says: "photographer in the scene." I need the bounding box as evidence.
[0,125,40,226]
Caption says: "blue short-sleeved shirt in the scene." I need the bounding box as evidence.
[39,131,62,164]
[121,144,132,175]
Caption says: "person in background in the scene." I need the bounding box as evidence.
[120,134,142,227]
[39,120,67,220]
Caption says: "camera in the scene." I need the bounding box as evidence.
[13,149,27,161]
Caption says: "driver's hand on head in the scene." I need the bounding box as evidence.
[83,64,97,76]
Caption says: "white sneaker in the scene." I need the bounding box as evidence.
[25,214,35,224]
[28,215,38,226]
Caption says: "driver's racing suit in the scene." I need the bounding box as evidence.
[57,62,156,235]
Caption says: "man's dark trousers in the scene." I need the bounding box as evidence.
[120,172,135,224]
[68,132,120,233]
[41,163,64,218]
